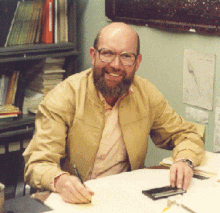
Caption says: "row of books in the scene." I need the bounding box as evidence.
[0,0,68,47]
[23,57,66,114]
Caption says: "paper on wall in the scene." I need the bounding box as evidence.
[183,49,215,110]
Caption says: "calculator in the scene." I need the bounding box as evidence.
[142,186,186,200]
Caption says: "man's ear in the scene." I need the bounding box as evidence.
[134,54,142,73]
[89,47,96,66]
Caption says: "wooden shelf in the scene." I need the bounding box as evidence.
[0,114,35,144]
[0,42,79,63]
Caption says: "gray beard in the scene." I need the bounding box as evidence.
[93,67,134,98]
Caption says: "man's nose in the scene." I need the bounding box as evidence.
[110,55,122,69]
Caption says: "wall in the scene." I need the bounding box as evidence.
[77,0,220,166]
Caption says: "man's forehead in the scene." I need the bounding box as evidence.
[100,24,136,39]
[98,26,137,51]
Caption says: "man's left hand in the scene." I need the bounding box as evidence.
[170,161,193,190]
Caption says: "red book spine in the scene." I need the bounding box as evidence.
[41,0,53,44]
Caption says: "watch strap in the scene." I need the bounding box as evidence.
[180,159,194,169]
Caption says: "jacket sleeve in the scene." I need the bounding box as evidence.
[23,80,75,191]
[149,96,205,166]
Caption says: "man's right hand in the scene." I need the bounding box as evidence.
[54,173,94,204]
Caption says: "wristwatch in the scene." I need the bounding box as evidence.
[181,159,194,169]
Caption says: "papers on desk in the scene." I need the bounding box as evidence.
[166,178,220,213]
[43,168,220,213]
[160,151,220,179]
[44,169,170,213]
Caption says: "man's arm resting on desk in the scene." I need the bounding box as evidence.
[54,173,94,204]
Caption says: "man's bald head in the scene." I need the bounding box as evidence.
[93,22,140,55]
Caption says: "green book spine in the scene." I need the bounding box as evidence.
[8,2,27,46]
[24,1,36,44]
[34,0,44,43]
[17,1,33,45]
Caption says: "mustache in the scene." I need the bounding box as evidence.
[101,67,126,77]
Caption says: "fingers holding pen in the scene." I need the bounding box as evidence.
[54,174,94,204]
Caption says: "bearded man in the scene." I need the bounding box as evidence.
[23,22,205,204]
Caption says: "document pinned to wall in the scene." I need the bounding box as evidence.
[183,49,215,110]
[214,97,220,151]
[185,106,208,124]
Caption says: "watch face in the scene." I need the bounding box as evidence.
[184,159,193,168]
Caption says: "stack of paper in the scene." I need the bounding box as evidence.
[42,168,220,213]
[44,169,171,213]
[160,151,220,178]
[166,178,220,213]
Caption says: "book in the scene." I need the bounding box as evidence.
[6,1,27,46]
[0,104,21,119]
[43,69,65,74]
[17,1,33,45]
[67,0,75,44]
[58,0,68,43]
[0,1,20,47]
[41,0,54,44]
[0,75,3,105]
[1,75,10,106]
[0,104,20,114]
[34,0,45,44]
[4,71,20,105]
[54,0,58,43]
[24,0,38,44]
[26,0,44,44]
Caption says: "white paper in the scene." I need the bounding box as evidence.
[213,125,220,152]
[43,168,220,213]
[183,49,215,110]
[167,178,220,213]
[213,103,220,151]
[44,169,170,213]
[185,106,208,124]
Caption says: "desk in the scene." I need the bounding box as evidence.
[3,166,167,213]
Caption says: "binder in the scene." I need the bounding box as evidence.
[41,0,53,44]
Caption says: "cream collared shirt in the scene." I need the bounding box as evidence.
[87,89,135,180]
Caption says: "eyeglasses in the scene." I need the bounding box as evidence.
[96,48,137,66]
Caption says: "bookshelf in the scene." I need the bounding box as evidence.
[0,0,79,119]
[0,0,79,197]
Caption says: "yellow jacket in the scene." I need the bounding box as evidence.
[23,68,205,191]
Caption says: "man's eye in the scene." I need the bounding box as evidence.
[122,53,132,59]
[102,51,114,56]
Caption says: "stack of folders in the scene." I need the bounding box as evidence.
[160,151,220,179]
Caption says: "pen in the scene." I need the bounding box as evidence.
[73,164,92,203]
[73,164,84,185]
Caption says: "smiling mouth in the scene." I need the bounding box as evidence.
[108,72,121,77]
